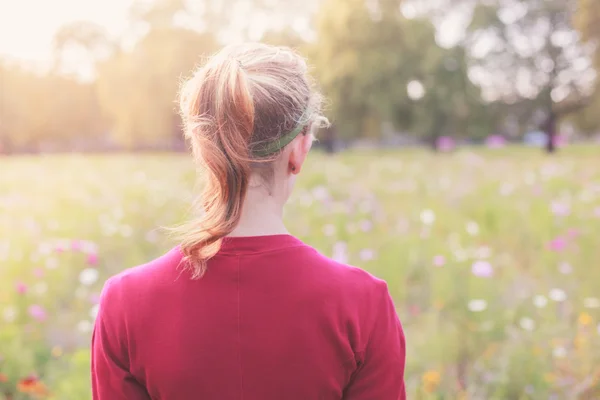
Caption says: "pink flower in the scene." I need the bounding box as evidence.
[433,255,445,267]
[471,260,493,278]
[16,282,28,294]
[486,135,506,148]
[436,136,455,152]
[550,201,570,217]
[549,236,567,252]
[33,268,44,278]
[567,228,580,239]
[87,253,98,266]
[28,305,47,322]
[71,240,82,251]
[594,207,600,218]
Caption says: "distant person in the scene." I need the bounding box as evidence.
[91,43,406,400]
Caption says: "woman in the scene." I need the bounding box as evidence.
[91,42,406,400]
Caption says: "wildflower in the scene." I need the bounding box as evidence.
[77,320,92,333]
[433,255,445,267]
[0,373,7,382]
[16,281,27,294]
[359,219,373,232]
[17,376,49,396]
[51,346,63,358]
[519,317,535,331]
[33,268,44,278]
[471,260,493,278]
[90,304,100,320]
[359,249,375,262]
[552,347,567,358]
[3,307,17,322]
[332,242,348,263]
[548,237,567,252]
[87,253,98,266]
[486,135,505,148]
[28,305,47,322]
[466,221,479,236]
[584,298,600,309]
[71,240,82,251]
[468,299,487,312]
[422,370,441,393]
[578,312,593,326]
[558,262,572,275]
[533,295,548,308]
[79,268,99,286]
[549,289,567,302]
[550,201,570,217]
[420,209,435,225]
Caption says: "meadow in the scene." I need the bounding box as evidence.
[1,147,599,399]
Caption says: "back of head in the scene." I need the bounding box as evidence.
[177,42,327,278]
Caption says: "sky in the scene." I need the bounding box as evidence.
[0,0,134,67]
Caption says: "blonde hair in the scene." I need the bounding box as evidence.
[176,42,328,278]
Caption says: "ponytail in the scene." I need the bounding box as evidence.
[177,57,255,278]
[175,43,327,278]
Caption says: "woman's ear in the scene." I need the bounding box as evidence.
[288,131,313,175]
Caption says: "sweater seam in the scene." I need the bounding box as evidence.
[237,255,244,400]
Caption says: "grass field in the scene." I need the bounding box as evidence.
[1,147,600,399]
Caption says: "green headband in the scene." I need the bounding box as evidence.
[252,112,309,157]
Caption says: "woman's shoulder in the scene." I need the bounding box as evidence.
[298,244,390,301]
[99,246,183,301]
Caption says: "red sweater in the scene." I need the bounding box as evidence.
[92,235,406,399]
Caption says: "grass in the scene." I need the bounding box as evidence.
[1,146,600,399]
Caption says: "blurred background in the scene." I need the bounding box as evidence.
[1,0,600,398]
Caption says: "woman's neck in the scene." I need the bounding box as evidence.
[228,185,289,237]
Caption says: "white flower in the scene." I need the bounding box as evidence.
[468,299,487,312]
[549,288,567,302]
[519,317,535,331]
[312,186,329,201]
[533,295,548,308]
[499,183,514,196]
[359,249,375,262]
[33,282,48,296]
[420,209,436,225]
[558,262,572,275]
[466,221,479,236]
[79,268,99,286]
[77,320,92,333]
[322,224,336,237]
[552,347,567,358]
[584,297,600,309]
[332,242,348,264]
[90,304,100,320]
[3,307,17,322]
[45,257,59,269]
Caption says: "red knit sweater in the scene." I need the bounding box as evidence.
[92,235,406,399]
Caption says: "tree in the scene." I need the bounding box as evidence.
[313,0,491,146]
[463,0,594,152]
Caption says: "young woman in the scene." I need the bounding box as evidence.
[91,42,406,399]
